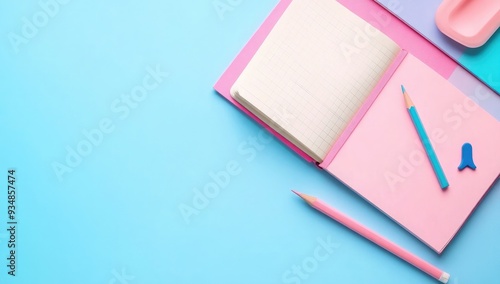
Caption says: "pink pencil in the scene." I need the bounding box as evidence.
[292,190,450,283]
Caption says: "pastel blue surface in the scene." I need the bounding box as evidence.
[376,0,500,94]
[1,1,499,284]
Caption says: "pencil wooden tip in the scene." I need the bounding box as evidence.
[401,85,414,108]
[291,190,317,205]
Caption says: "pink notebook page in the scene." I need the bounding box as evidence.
[320,50,407,167]
[325,54,500,253]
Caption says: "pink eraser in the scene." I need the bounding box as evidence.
[435,0,500,48]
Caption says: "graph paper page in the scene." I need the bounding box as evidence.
[231,0,401,161]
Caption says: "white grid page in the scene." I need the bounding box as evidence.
[231,0,401,161]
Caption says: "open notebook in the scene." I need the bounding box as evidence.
[230,0,401,161]
[216,0,500,253]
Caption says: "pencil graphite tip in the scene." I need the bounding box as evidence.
[402,85,414,108]
[291,190,317,205]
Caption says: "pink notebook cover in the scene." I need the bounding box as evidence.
[213,0,500,253]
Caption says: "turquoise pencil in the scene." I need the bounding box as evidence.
[402,85,449,189]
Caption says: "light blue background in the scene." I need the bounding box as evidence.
[1,1,499,283]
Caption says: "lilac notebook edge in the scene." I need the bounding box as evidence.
[373,0,500,96]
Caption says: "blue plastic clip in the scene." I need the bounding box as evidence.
[458,143,476,171]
